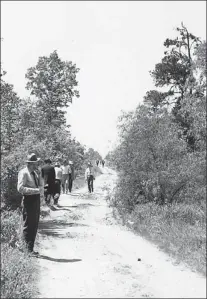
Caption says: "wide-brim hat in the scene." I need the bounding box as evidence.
[88,162,93,166]
[55,162,60,167]
[69,160,73,165]
[26,153,40,163]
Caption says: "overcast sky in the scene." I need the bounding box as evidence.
[1,1,206,157]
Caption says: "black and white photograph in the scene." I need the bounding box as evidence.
[1,1,206,298]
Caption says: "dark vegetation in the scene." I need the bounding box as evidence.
[106,24,206,275]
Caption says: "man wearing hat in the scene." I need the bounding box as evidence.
[85,162,95,193]
[17,153,42,255]
[68,160,75,193]
[41,158,56,205]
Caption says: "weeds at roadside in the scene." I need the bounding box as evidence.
[1,209,38,298]
[110,198,206,276]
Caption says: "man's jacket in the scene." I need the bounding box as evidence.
[41,164,56,186]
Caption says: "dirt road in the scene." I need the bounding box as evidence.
[36,168,206,298]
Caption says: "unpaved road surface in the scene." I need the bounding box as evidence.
[36,168,206,298]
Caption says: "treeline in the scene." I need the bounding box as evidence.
[106,24,206,274]
[1,50,103,297]
[1,50,102,209]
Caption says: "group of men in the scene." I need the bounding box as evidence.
[17,153,97,256]
[41,158,75,206]
[96,159,105,167]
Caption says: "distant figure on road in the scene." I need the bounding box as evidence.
[85,162,95,193]
[102,160,105,167]
[68,160,75,193]
[96,160,99,167]
[17,153,42,255]
[54,162,63,205]
[41,158,56,205]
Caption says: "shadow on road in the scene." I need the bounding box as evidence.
[37,255,82,263]
[66,192,101,198]
[77,203,97,208]
[67,222,88,227]
[39,219,89,238]
[58,203,97,209]
[49,205,72,212]
[57,204,79,208]
[68,193,85,197]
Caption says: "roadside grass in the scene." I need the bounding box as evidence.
[113,202,206,276]
[1,209,38,298]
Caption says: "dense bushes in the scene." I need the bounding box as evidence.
[109,107,205,208]
[106,27,206,274]
[106,33,206,208]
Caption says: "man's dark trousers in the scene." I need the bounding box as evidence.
[87,175,94,193]
[22,194,40,252]
[54,179,61,204]
[68,174,73,193]
[44,185,55,204]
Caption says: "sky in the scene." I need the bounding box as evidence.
[1,1,206,157]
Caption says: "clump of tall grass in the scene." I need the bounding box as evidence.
[112,200,206,275]
[1,209,38,298]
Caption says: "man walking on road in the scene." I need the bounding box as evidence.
[54,162,63,205]
[41,158,56,205]
[17,153,42,255]
[85,162,95,193]
[61,160,71,194]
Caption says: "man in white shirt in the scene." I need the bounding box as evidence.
[61,160,71,194]
[54,162,63,204]
[85,162,95,193]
